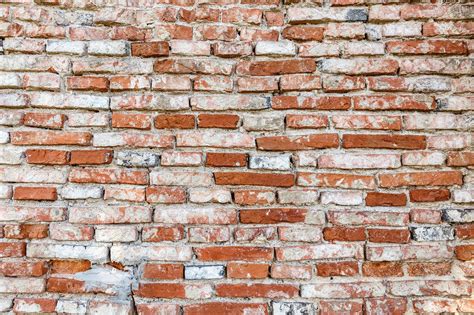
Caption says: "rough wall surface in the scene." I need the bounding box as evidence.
[0,0,473,313]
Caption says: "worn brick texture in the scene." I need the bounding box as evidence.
[0,0,473,313]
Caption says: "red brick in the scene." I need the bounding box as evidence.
[362,262,403,277]
[142,226,185,242]
[0,242,25,257]
[455,245,474,261]
[131,42,170,57]
[215,172,294,187]
[51,260,91,274]
[143,263,183,279]
[447,152,474,166]
[317,261,359,277]
[0,261,47,277]
[407,262,451,276]
[69,150,113,165]
[195,246,273,261]
[13,187,57,201]
[206,153,247,167]
[233,190,274,205]
[379,171,463,188]
[67,76,109,92]
[25,149,68,165]
[227,263,268,279]
[320,301,364,314]
[69,168,148,185]
[409,189,451,202]
[286,114,328,129]
[198,114,239,129]
[366,192,407,207]
[4,224,48,239]
[47,278,85,293]
[155,114,195,129]
[184,303,268,315]
[456,224,474,240]
[323,227,366,241]
[343,134,426,150]
[237,59,316,76]
[240,208,307,224]
[112,112,151,130]
[282,26,324,41]
[145,187,186,204]
[368,228,410,243]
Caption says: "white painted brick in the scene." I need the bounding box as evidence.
[56,300,87,314]
[255,41,296,56]
[88,41,128,56]
[0,93,28,108]
[243,114,283,131]
[273,302,315,315]
[0,131,10,143]
[95,226,138,242]
[453,189,474,203]
[47,40,86,55]
[0,185,12,199]
[189,188,232,203]
[61,184,103,199]
[30,92,109,110]
[383,22,422,37]
[27,244,109,263]
[321,191,363,206]
[0,278,45,293]
[0,147,23,164]
[116,151,160,167]
[249,154,291,170]
[185,265,225,280]
[278,189,319,205]
[110,245,193,264]
[318,153,400,169]
[67,113,110,127]
[0,167,68,183]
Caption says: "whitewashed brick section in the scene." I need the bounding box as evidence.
[61,185,103,199]
[318,154,400,169]
[453,190,474,203]
[185,265,225,280]
[95,226,138,242]
[321,191,363,206]
[189,188,232,204]
[110,245,193,264]
[255,41,296,56]
[47,41,86,55]
[0,147,23,165]
[30,92,109,110]
[249,154,291,170]
[27,244,109,263]
[88,41,128,56]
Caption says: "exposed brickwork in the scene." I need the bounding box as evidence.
[0,0,472,314]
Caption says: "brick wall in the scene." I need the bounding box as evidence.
[0,0,473,313]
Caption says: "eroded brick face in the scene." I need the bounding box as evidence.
[0,0,472,314]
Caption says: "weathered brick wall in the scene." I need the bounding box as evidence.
[0,0,473,313]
